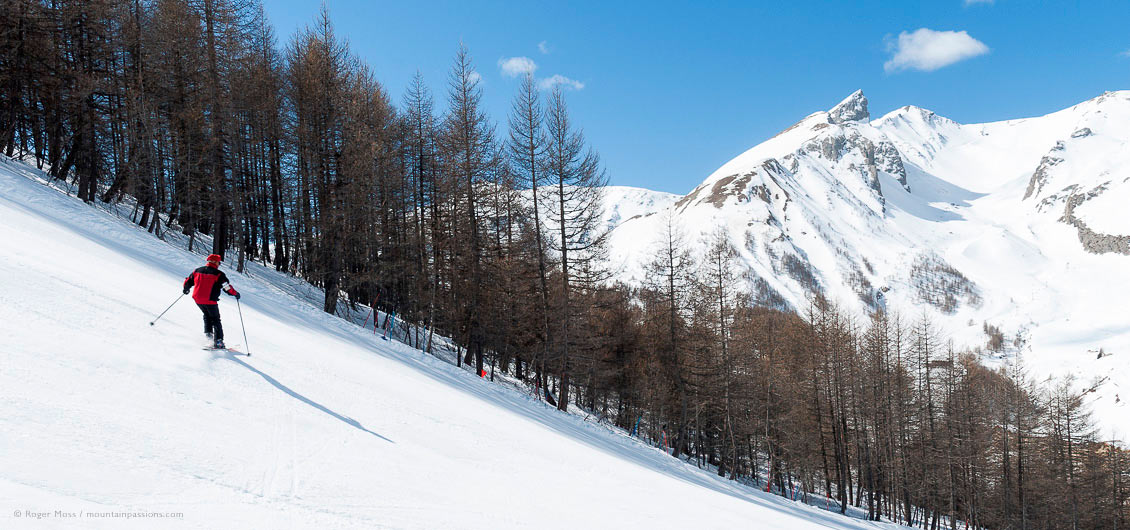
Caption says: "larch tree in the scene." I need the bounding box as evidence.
[542,85,607,412]
[644,211,694,452]
[441,44,496,375]
[507,71,552,388]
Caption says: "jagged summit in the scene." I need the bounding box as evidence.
[828,89,869,124]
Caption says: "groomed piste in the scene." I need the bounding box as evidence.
[0,157,907,529]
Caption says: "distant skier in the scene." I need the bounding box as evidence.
[183,254,240,349]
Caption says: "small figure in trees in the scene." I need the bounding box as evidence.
[183,254,240,349]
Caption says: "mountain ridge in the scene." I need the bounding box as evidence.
[602,89,1130,439]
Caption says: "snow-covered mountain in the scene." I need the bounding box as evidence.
[604,90,1130,440]
[0,159,912,529]
[599,185,682,233]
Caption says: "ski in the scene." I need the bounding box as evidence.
[202,346,249,356]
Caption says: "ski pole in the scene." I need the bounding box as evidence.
[236,298,251,356]
[150,293,184,326]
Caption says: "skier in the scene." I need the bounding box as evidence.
[183,254,240,349]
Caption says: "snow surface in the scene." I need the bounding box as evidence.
[602,91,1130,443]
[0,160,907,528]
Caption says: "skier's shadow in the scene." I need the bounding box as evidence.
[217,352,394,444]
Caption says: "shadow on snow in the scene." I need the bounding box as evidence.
[216,350,394,444]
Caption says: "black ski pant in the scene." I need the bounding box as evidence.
[197,303,224,341]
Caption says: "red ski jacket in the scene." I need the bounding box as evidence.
[183,264,238,305]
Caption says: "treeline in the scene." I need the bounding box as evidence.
[1,2,1126,529]
[625,281,1127,529]
[591,222,1127,529]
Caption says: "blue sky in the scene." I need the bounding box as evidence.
[261,0,1130,194]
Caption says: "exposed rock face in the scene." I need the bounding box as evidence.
[1075,225,1130,254]
[704,172,754,208]
[1071,127,1093,138]
[802,129,908,196]
[802,131,879,195]
[854,135,883,193]
[828,90,869,124]
[1059,187,1130,255]
[874,141,909,190]
[812,134,848,162]
[1074,225,1130,254]
[1024,141,1065,200]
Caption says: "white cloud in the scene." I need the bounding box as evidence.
[884,28,989,72]
[498,56,537,77]
[538,41,551,54]
[1120,49,1130,58]
[468,71,483,85]
[538,74,585,91]
[964,0,994,5]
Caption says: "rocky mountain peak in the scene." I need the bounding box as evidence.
[828,90,869,124]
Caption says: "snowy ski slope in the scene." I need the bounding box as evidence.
[0,158,907,529]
